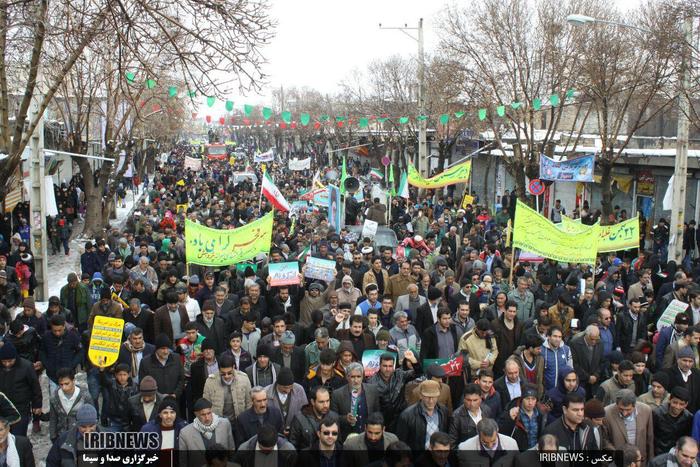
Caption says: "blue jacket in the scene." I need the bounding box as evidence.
[656,325,680,365]
[691,410,700,447]
[39,328,83,383]
[139,418,187,448]
[541,340,573,392]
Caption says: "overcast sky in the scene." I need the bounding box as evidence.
[203,0,640,113]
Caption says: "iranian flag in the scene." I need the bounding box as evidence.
[369,168,384,181]
[261,171,291,212]
[423,354,464,377]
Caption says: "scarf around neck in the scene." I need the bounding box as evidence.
[192,414,221,439]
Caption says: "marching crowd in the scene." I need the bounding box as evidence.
[0,142,698,467]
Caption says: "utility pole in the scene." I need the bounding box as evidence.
[669,16,692,264]
[29,94,48,300]
[379,18,427,175]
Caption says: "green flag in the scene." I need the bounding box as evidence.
[439,114,449,124]
[145,79,156,89]
[389,164,396,196]
[300,113,310,126]
[263,107,273,120]
[359,117,369,128]
[125,72,135,84]
[225,100,234,111]
[399,117,409,124]
[168,86,177,98]
[244,104,254,116]
[550,94,561,107]
[340,156,347,195]
[206,96,215,107]
[478,109,487,121]
[533,98,542,110]
[282,111,292,124]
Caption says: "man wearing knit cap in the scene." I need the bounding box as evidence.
[664,345,700,412]
[638,372,670,409]
[584,399,606,449]
[0,340,42,436]
[246,343,281,387]
[46,404,99,467]
[127,376,162,431]
[138,334,185,401]
[139,398,186,452]
[179,398,235,467]
[265,366,308,430]
[653,387,693,455]
[395,379,450,452]
[271,330,306,384]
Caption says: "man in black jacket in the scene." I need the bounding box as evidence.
[271,331,306,384]
[138,334,185,400]
[395,379,451,454]
[542,393,597,450]
[368,350,420,432]
[0,341,41,436]
[663,346,700,412]
[127,376,162,431]
[616,298,648,354]
[448,383,492,448]
[194,306,227,354]
[234,386,284,446]
[653,387,693,456]
[415,287,443,337]
[420,308,460,363]
[288,386,337,450]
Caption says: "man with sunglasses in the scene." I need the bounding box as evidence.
[297,415,343,467]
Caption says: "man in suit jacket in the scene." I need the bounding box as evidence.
[233,386,284,446]
[330,362,380,441]
[153,292,190,345]
[569,325,603,398]
[419,308,460,363]
[603,389,654,466]
[271,331,307,383]
[395,286,427,323]
[663,346,700,412]
[415,287,443,337]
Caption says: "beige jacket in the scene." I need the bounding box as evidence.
[202,370,252,419]
[459,330,498,372]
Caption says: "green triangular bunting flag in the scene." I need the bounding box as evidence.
[300,113,310,126]
[399,117,409,124]
[533,98,542,110]
[145,79,156,89]
[359,118,369,128]
[168,86,177,98]
[282,111,292,124]
[225,100,234,111]
[262,107,272,120]
[550,94,560,107]
[125,72,135,84]
[439,114,449,124]
[206,96,215,107]
[497,105,505,117]
[244,104,254,116]
[478,109,487,121]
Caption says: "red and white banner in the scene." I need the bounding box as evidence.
[261,172,291,212]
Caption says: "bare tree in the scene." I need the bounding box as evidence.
[0,0,274,202]
[439,0,587,201]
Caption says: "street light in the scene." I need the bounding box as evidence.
[567,13,691,264]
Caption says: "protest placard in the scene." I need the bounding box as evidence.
[269,262,300,286]
[657,299,689,330]
[362,219,378,239]
[88,316,124,367]
[305,256,336,282]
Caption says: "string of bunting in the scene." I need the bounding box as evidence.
[123,73,575,127]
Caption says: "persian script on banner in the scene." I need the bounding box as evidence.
[184,156,202,171]
[289,158,311,171]
[559,215,639,253]
[513,200,599,264]
[254,149,274,163]
[407,160,471,189]
[185,211,274,266]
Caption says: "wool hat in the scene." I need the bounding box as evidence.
[376,329,391,341]
[193,398,213,412]
[427,287,442,301]
[652,372,670,389]
[100,288,112,300]
[671,386,691,402]
[22,297,35,308]
[678,346,696,360]
[256,343,271,358]
[426,364,446,379]
[309,282,324,292]
[675,313,691,325]
[276,367,294,386]
[0,342,17,360]
[76,404,98,426]
[201,338,216,351]
[280,331,296,345]
[419,380,441,397]
[158,398,178,414]
[154,334,171,350]
[108,252,116,260]
[521,384,538,399]
[608,350,624,365]
[139,376,158,395]
[584,399,605,419]
[188,275,200,285]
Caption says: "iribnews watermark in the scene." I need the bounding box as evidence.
[83,432,160,450]
[539,451,620,464]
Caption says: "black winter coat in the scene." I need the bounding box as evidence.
[394,402,451,453]
[137,352,184,399]
[0,357,41,413]
[39,329,83,383]
[652,403,693,455]
[99,372,139,425]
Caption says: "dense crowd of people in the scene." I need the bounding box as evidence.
[0,141,698,467]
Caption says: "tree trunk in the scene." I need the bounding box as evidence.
[483,153,493,210]
[600,157,614,224]
[74,156,103,237]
